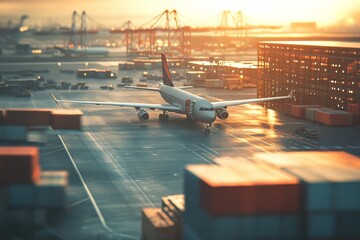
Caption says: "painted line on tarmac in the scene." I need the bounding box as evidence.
[58,134,138,240]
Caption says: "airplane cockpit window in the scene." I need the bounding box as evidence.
[199,107,214,111]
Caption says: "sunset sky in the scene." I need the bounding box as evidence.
[0,0,359,29]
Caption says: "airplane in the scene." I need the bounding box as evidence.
[51,53,293,134]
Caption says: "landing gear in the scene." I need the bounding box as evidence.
[159,112,169,121]
[205,123,212,135]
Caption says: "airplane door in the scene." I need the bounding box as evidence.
[185,99,196,120]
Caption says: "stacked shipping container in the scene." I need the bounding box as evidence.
[0,109,83,130]
[141,195,185,240]
[258,41,360,111]
[347,103,360,125]
[315,108,353,126]
[51,109,83,130]
[254,151,360,239]
[184,162,301,240]
[0,147,68,228]
[5,109,52,126]
[184,152,360,240]
[283,103,356,126]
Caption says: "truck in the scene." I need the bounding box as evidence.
[295,126,318,139]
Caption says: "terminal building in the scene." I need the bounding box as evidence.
[258,41,360,111]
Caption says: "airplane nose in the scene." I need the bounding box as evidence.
[198,111,216,123]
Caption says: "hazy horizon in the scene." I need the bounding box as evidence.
[1,0,359,32]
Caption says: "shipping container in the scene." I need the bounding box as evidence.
[185,164,300,216]
[205,79,224,89]
[0,126,27,142]
[0,110,3,125]
[141,208,176,240]
[347,103,360,115]
[290,105,322,119]
[0,147,40,185]
[315,108,353,126]
[347,103,360,125]
[5,108,52,126]
[51,109,83,130]
[161,195,184,240]
[253,151,360,239]
[284,103,292,115]
[305,108,321,121]
[184,198,300,240]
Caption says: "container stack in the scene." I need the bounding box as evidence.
[0,147,68,228]
[0,109,3,125]
[315,108,353,126]
[254,151,360,240]
[4,109,52,126]
[183,162,301,240]
[205,79,224,89]
[51,109,83,130]
[141,208,176,240]
[284,103,292,115]
[141,194,185,240]
[290,105,322,119]
[161,195,185,240]
[305,108,321,121]
[347,103,360,125]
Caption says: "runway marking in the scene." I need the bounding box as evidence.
[67,197,90,209]
[181,144,215,165]
[58,134,137,240]
[200,143,218,155]
[83,128,155,207]
[40,148,64,157]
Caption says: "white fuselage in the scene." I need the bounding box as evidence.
[159,85,216,124]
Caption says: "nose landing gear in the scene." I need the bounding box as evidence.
[205,123,212,135]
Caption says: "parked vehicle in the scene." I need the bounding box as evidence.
[295,126,318,139]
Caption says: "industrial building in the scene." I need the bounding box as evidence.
[258,41,360,111]
[187,60,257,89]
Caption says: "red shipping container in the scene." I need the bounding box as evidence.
[291,105,322,119]
[5,108,52,126]
[188,164,300,216]
[51,109,83,130]
[0,109,3,125]
[284,103,292,115]
[0,147,41,184]
[347,103,360,115]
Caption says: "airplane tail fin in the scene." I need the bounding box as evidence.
[161,53,175,87]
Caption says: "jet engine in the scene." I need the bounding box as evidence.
[137,109,149,121]
[215,108,229,120]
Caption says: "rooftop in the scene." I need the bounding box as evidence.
[260,41,360,49]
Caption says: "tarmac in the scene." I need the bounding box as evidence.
[1,61,360,239]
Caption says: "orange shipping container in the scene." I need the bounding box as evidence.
[51,109,82,130]
[187,164,300,216]
[142,208,176,240]
[284,103,292,115]
[0,147,41,184]
[347,103,360,115]
[290,105,322,119]
[0,109,3,125]
[5,109,52,126]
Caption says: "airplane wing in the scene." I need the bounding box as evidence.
[124,86,160,92]
[50,93,181,111]
[211,91,293,108]
[178,86,193,90]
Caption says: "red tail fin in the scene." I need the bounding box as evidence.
[161,53,175,87]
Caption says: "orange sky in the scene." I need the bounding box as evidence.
[0,0,359,29]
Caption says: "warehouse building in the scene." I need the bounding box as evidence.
[258,41,360,111]
[187,61,258,89]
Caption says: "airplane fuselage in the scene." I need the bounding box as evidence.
[159,85,216,124]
